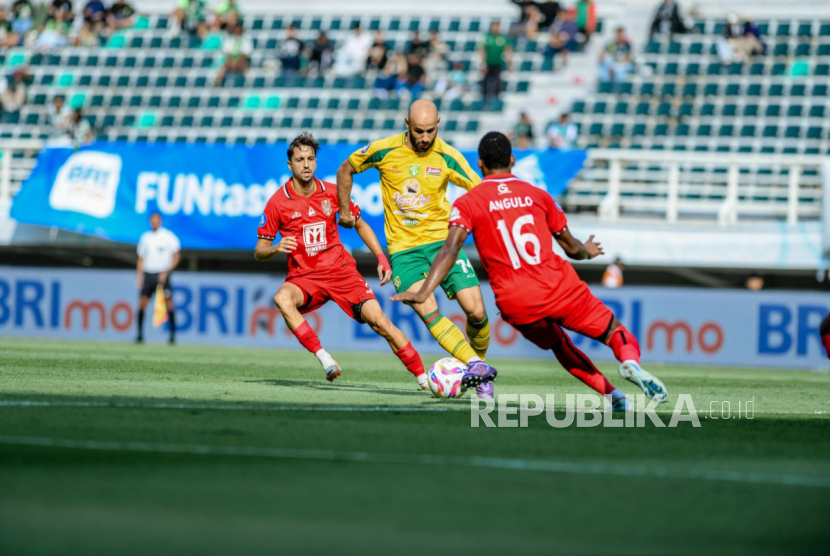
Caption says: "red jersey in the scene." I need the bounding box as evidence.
[448,173,574,325]
[257,177,361,277]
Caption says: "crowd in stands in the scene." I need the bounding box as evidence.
[510,0,597,71]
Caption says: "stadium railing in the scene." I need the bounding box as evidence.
[0,139,43,213]
[565,149,826,225]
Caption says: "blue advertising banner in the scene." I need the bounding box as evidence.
[10,142,587,251]
[0,266,828,369]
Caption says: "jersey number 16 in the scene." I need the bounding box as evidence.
[497,215,541,269]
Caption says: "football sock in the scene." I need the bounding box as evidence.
[167,310,176,340]
[822,333,830,360]
[292,321,323,355]
[422,310,479,364]
[136,309,145,339]
[609,325,641,364]
[821,314,830,359]
[465,316,491,359]
[552,333,616,395]
[394,342,425,377]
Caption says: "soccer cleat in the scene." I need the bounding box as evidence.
[476,381,494,399]
[417,373,429,391]
[135,337,144,344]
[462,360,497,389]
[618,361,668,403]
[611,397,631,412]
[325,362,342,382]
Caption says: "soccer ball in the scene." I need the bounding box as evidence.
[427,357,468,399]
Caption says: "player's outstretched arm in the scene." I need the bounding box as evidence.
[336,160,358,228]
[391,226,468,305]
[254,237,297,262]
[555,229,604,260]
[354,219,392,286]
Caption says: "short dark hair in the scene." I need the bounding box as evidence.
[478,131,512,170]
[287,132,320,160]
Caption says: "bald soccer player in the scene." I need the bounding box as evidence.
[336,100,497,396]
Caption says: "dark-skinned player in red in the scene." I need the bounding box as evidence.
[255,133,428,389]
[392,132,669,409]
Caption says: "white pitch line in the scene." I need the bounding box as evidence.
[0,435,828,489]
[0,399,825,415]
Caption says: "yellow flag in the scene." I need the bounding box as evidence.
[152,285,168,327]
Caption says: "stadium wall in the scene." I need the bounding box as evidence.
[1,266,827,369]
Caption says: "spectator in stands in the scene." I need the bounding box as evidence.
[11,0,34,36]
[480,20,512,106]
[67,108,92,148]
[602,258,625,288]
[49,0,73,19]
[433,60,467,100]
[574,0,597,45]
[213,0,240,31]
[717,14,764,63]
[173,0,206,36]
[512,112,534,149]
[0,7,21,47]
[396,53,426,99]
[537,0,560,30]
[366,30,388,71]
[83,0,106,27]
[547,112,578,149]
[73,22,101,46]
[512,4,542,41]
[599,26,632,84]
[307,31,333,75]
[333,22,372,77]
[36,17,71,49]
[278,24,303,75]
[407,30,429,59]
[544,9,579,70]
[215,23,252,85]
[0,67,28,120]
[649,0,686,41]
[107,0,135,31]
[46,94,71,137]
[372,53,403,99]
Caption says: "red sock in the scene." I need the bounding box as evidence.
[553,333,615,395]
[394,342,425,376]
[292,321,323,355]
[822,333,830,360]
[609,325,641,364]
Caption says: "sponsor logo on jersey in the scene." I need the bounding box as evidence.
[259,214,267,226]
[321,199,332,216]
[497,183,512,195]
[408,165,420,176]
[402,218,419,227]
[392,178,431,211]
[393,276,401,288]
[450,207,461,221]
[389,165,402,174]
[49,151,123,218]
[303,221,327,256]
[308,207,316,217]
[360,145,370,154]
[426,166,442,177]
[291,211,301,219]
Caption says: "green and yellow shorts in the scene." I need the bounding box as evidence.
[389,240,480,299]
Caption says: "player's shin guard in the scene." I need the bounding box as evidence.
[553,333,615,395]
[394,342,425,377]
[608,326,641,364]
[292,321,323,355]
[422,310,478,364]
[465,316,490,359]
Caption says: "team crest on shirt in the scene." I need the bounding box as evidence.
[321,199,332,216]
[450,207,460,221]
[408,164,420,176]
[259,214,267,226]
[497,183,512,195]
[291,211,302,219]
[426,166,441,177]
[308,207,316,217]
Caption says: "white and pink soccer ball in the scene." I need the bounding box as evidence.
[427,357,468,399]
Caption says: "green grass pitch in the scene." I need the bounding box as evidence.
[1,338,828,555]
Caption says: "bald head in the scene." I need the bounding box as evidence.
[406,99,440,153]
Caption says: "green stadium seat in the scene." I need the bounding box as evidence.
[787,105,803,117]
[168,95,181,108]
[749,62,764,75]
[773,43,789,56]
[444,120,458,132]
[676,123,690,136]
[809,105,825,118]
[818,43,830,56]
[806,127,823,140]
[678,103,693,117]
[746,83,762,96]
[681,83,697,97]
[784,126,801,138]
[718,125,734,137]
[703,83,719,96]
[58,72,74,87]
[816,64,829,76]
[765,105,781,117]
[660,83,676,96]
[776,23,791,36]
[697,124,712,137]
[346,98,360,111]
[727,62,743,75]
[300,117,314,129]
[768,84,784,96]
[771,62,787,75]
[129,95,143,107]
[588,123,603,135]
[361,118,375,130]
[639,82,655,96]
[725,83,741,96]
[631,123,646,136]
[740,125,756,138]
[614,102,629,115]
[653,123,668,136]
[656,102,672,116]
[811,84,827,96]
[763,125,779,138]
[795,43,811,56]
[700,104,715,116]
[572,101,585,114]
[743,104,758,117]
[820,23,830,36]
[688,42,703,55]
[160,115,175,127]
[609,123,625,136]
[78,75,92,87]
[722,104,737,116]
[645,42,661,54]
[685,62,701,76]
[326,98,340,110]
[592,101,607,114]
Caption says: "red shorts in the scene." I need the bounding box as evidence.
[504,266,615,348]
[286,266,376,323]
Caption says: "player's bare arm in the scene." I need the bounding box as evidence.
[391,226,468,305]
[555,229,604,260]
[354,218,392,286]
[159,251,180,285]
[336,160,357,228]
[254,236,297,262]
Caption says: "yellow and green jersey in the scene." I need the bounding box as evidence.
[348,132,481,254]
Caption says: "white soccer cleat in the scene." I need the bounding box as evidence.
[417,374,429,391]
[618,361,668,403]
[325,362,341,382]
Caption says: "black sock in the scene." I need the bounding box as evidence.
[168,309,176,340]
[137,309,145,338]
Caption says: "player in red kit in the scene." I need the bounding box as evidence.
[393,132,668,408]
[821,312,830,359]
[255,133,428,389]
